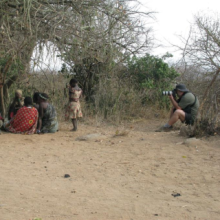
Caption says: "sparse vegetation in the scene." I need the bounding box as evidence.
[0,2,220,136]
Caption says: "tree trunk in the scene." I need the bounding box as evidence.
[0,84,5,117]
[0,40,36,118]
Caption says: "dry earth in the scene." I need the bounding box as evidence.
[0,119,220,220]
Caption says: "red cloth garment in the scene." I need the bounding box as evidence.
[7,106,38,134]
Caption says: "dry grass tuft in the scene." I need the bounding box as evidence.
[113,129,130,137]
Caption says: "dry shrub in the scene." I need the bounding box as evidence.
[113,129,129,137]
[177,71,220,136]
[89,76,171,124]
[4,70,173,131]
[27,72,171,125]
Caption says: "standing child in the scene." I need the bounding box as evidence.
[65,79,83,131]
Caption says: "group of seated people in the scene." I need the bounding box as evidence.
[0,90,58,135]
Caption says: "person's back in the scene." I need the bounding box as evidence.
[178,92,199,121]
[10,106,38,133]
[5,97,38,134]
[42,103,57,125]
[69,86,82,102]
[37,93,58,133]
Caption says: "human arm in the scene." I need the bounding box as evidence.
[169,95,181,110]
[80,89,83,99]
[37,103,44,133]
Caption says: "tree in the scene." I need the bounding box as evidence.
[56,0,154,100]
[0,0,154,116]
[0,0,66,116]
[177,13,220,133]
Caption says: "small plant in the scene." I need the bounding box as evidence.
[195,118,219,136]
[113,129,129,137]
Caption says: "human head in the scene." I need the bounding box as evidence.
[39,93,49,102]
[15,89,22,98]
[70,78,78,87]
[33,92,40,104]
[24,97,33,106]
[175,84,188,97]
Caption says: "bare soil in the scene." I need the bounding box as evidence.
[0,119,220,220]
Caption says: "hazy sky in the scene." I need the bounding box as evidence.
[139,0,220,58]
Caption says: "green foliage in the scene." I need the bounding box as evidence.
[127,53,179,107]
[0,57,24,79]
[127,53,178,89]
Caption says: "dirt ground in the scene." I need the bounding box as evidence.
[0,119,220,220]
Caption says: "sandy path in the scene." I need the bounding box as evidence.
[0,120,220,220]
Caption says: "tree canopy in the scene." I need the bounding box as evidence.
[0,0,154,116]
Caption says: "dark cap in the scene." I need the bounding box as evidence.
[24,96,33,106]
[175,84,188,92]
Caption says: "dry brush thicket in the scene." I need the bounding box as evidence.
[1,2,220,136]
[175,13,220,135]
[0,0,154,118]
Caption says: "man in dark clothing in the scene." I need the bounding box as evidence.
[156,84,199,132]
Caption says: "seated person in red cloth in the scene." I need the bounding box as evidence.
[5,97,38,134]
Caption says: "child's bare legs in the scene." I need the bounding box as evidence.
[72,118,77,131]
[168,109,185,126]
